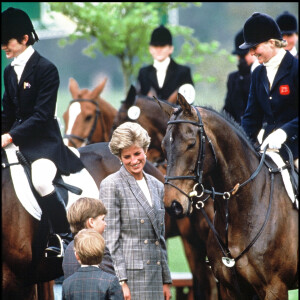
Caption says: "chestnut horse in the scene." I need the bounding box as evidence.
[112,86,219,300]
[63,78,117,148]
[2,143,168,300]
[160,94,298,299]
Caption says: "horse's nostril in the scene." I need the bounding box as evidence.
[170,200,183,217]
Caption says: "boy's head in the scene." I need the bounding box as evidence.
[67,197,107,235]
[149,25,174,62]
[74,229,105,265]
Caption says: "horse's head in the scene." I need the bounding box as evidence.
[162,94,217,218]
[63,77,116,148]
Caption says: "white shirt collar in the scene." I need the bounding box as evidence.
[289,46,298,57]
[11,46,35,67]
[81,264,99,268]
[153,57,171,72]
[263,48,286,68]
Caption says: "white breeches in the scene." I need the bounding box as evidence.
[31,158,57,197]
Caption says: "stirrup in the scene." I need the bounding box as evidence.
[45,234,64,258]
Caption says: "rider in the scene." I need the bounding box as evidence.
[239,12,298,169]
[1,7,84,257]
[136,25,195,103]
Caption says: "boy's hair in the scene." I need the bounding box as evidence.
[74,229,105,265]
[67,197,107,235]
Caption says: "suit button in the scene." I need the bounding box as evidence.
[147,260,150,264]
[269,96,272,99]
[144,239,148,244]
[140,219,144,224]
[155,241,159,246]
[157,261,161,265]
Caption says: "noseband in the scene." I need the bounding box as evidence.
[165,106,217,201]
[64,99,104,147]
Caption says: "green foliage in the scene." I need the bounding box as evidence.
[49,2,230,91]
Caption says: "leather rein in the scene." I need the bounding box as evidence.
[64,99,104,147]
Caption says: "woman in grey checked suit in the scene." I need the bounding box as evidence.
[99,122,172,300]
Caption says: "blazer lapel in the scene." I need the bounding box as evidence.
[162,58,176,89]
[9,66,18,95]
[270,51,292,93]
[260,65,270,95]
[18,51,39,88]
[119,167,161,239]
[149,65,159,90]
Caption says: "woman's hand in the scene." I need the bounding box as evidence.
[163,283,172,300]
[1,133,13,148]
[121,282,131,300]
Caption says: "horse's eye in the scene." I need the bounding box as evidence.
[85,115,93,122]
[187,140,196,150]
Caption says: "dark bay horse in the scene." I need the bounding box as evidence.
[160,94,298,299]
[113,87,219,300]
[63,78,117,148]
[2,143,167,299]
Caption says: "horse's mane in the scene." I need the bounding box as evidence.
[197,105,257,152]
[137,95,179,108]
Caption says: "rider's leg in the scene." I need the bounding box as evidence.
[31,158,71,256]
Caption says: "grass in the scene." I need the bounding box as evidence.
[167,236,298,299]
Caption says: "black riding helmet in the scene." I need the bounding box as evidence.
[239,12,283,50]
[1,7,39,45]
[232,29,249,56]
[150,25,172,46]
[276,11,298,35]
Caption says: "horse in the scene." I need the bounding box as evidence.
[1,143,168,300]
[63,77,117,148]
[160,93,298,299]
[113,86,219,300]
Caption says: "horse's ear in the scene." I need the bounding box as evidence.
[90,77,107,100]
[124,85,136,107]
[69,78,80,99]
[167,90,178,104]
[177,93,192,115]
[153,96,174,118]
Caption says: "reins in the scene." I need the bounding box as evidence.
[64,99,104,146]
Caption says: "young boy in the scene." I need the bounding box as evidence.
[63,197,115,279]
[62,229,123,300]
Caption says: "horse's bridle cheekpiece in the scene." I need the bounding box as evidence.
[64,99,104,147]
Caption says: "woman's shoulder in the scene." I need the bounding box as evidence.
[144,172,164,188]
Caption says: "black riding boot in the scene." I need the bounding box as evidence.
[38,190,72,257]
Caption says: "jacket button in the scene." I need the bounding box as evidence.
[140,219,144,224]
[157,261,161,265]
[155,241,159,246]
[147,260,150,264]
[269,96,272,99]
[144,239,148,244]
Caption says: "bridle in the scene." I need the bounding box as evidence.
[165,106,217,208]
[64,99,105,147]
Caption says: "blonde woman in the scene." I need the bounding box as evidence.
[100,122,172,300]
[240,12,298,167]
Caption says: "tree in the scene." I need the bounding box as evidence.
[49,2,228,92]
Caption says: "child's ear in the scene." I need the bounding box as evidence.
[74,251,81,263]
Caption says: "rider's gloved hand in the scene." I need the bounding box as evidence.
[260,129,287,150]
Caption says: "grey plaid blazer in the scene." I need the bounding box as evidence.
[99,166,172,300]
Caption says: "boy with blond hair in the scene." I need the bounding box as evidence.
[63,197,115,279]
[62,229,123,300]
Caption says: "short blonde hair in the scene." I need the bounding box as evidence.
[67,197,107,235]
[74,228,105,265]
[109,122,151,157]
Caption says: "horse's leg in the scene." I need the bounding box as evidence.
[176,217,218,300]
[37,281,55,300]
